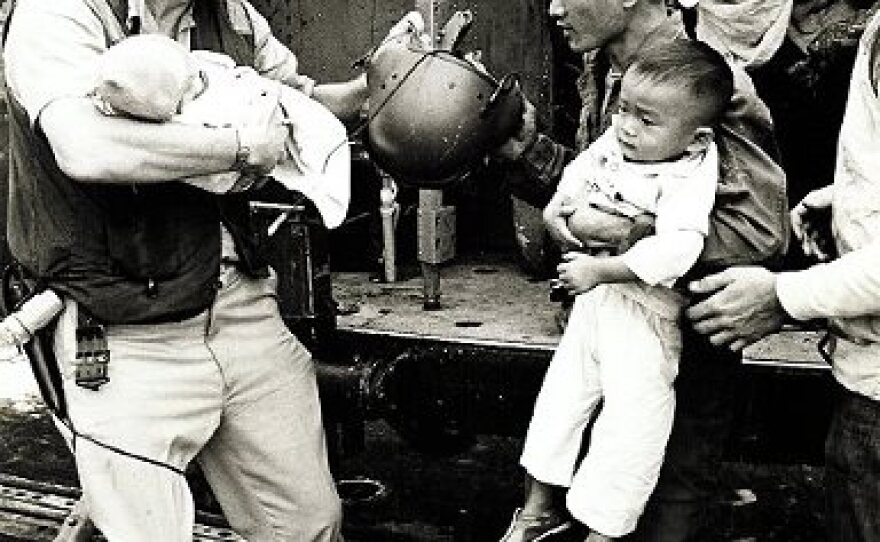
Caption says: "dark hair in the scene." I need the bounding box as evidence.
[626,40,734,126]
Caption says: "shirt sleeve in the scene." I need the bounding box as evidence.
[621,231,705,287]
[776,242,880,321]
[241,0,316,95]
[4,0,107,124]
[620,145,719,286]
[517,133,576,197]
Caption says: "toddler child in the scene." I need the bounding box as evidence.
[501,40,734,542]
[92,34,350,228]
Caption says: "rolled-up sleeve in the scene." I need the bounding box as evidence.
[242,0,315,95]
[4,0,106,124]
[776,242,880,321]
[520,133,576,194]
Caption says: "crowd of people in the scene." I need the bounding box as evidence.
[2,0,878,540]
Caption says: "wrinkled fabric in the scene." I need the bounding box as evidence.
[522,286,682,537]
[696,0,793,68]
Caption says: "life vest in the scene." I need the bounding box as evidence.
[5,0,270,324]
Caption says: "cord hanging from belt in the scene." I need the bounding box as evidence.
[0,263,186,477]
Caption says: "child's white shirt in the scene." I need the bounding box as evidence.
[557,127,718,288]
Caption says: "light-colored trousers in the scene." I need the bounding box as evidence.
[52,268,342,541]
[520,285,682,537]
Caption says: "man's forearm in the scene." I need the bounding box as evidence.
[40,98,239,184]
[777,243,880,320]
[311,74,369,123]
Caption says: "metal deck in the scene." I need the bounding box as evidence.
[333,255,560,350]
[332,254,830,370]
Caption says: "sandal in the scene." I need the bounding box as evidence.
[499,507,572,542]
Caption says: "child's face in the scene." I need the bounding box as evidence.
[614,71,705,163]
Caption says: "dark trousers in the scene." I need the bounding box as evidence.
[825,383,880,542]
[626,327,741,542]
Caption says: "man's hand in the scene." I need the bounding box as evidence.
[543,194,583,251]
[791,185,834,261]
[686,267,787,351]
[557,252,602,295]
[235,91,287,176]
[495,97,538,161]
[380,11,431,51]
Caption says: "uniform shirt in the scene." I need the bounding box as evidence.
[5,0,313,126]
[5,0,313,262]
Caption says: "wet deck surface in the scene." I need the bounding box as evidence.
[0,401,827,542]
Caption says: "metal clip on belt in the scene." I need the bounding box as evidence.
[74,324,110,391]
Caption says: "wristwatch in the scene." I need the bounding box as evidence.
[232,128,252,171]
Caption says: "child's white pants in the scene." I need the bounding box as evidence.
[520,285,683,537]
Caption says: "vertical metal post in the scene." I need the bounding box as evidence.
[414,0,457,311]
[417,190,456,310]
[378,172,399,283]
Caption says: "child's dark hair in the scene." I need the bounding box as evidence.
[626,40,734,126]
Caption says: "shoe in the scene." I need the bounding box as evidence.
[554,299,573,333]
[499,507,572,542]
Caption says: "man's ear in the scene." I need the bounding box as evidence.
[685,127,714,154]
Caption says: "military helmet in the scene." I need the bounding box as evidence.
[366,34,523,187]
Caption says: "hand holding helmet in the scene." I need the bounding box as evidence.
[378,11,432,53]
[495,97,538,161]
[364,11,524,188]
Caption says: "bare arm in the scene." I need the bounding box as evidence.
[40,98,238,183]
[40,97,285,184]
[312,74,369,123]
[556,252,636,295]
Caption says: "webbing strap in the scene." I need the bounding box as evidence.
[1,0,16,46]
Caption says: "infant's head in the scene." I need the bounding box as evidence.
[95,34,200,122]
[615,40,734,162]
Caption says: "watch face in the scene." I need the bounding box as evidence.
[233,130,250,170]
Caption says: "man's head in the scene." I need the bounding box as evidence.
[548,0,637,54]
[613,40,734,162]
[94,35,199,122]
